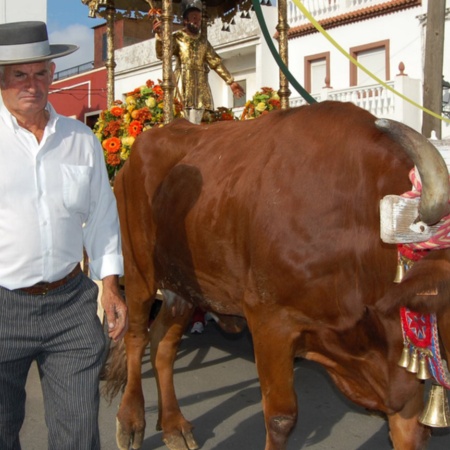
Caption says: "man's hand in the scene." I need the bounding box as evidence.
[101,275,128,342]
[230,81,245,99]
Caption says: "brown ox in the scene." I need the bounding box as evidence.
[106,101,450,450]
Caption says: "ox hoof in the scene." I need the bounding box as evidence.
[163,431,199,450]
[116,418,145,450]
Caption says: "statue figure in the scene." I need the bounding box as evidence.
[153,0,245,122]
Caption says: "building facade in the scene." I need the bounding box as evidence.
[110,0,449,136]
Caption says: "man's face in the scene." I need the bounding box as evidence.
[184,10,202,34]
[0,61,55,118]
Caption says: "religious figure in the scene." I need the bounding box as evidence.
[153,1,245,120]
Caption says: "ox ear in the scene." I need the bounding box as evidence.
[375,248,450,315]
[375,119,450,226]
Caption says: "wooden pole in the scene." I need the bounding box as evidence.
[422,0,446,139]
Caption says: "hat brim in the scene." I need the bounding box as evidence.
[0,44,79,65]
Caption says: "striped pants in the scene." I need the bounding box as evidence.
[0,273,106,450]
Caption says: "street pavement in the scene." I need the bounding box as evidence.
[20,320,450,449]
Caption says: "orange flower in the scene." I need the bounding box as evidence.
[110,106,124,117]
[103,119,122,137]
[128,120,143,137]
[106,153,122,166]
[102,137,121,153]
[131,108,152,122]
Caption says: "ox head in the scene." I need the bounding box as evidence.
[375,119,450,225]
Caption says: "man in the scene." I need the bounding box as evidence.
[0,21,127,450]
[153,1,245,121]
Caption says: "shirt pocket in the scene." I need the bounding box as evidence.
[61,164,92,219]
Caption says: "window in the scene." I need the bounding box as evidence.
[102,33,107,62]
[304,52,330,93]
[350,40,390,86]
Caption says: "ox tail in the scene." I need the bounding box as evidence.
[376,248,450,315]
[100,338,128,403]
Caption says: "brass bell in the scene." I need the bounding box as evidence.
[407,347,419,374]
[419,384,450,427]
[398,343,410,368]
[417,353,432,380]
[393,261,405,283]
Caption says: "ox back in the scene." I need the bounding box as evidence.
[113,100,450,450]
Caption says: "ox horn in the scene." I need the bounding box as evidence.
[375,119,450,225]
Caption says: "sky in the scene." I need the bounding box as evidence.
[47,0,105,72]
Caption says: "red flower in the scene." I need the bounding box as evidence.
[102,137,121,153]
[128,120,143,137]
[269,99,281,109]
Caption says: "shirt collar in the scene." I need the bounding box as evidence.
[0,101,59,134]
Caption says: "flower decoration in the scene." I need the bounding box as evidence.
[240,87,281,120]
[94,81,282,180]
[94,79,183,180]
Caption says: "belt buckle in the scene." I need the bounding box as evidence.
[37,285,49,296]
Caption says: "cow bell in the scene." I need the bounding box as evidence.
[407,348,419,374]
[417,353,432,380]
[393,261,405,283]
[398,344,410,368]
[419,384,450,427]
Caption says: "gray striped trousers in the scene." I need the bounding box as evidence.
[0,273,106,450]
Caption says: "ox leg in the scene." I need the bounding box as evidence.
[150,292,198,450]
[387,384,430,450]
[248,313,298,450]
[116,295,152,450]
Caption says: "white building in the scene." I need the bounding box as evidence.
[113,0,450,137]
[0,0,45,23]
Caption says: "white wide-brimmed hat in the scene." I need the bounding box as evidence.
[0,21,78,65]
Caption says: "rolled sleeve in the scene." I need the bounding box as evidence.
[83,135,124,280]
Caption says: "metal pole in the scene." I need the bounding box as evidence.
[105,1,116,107]
[277,0,291,109]
[161,0,174,124]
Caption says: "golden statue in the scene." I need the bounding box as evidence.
[153,1,244,119]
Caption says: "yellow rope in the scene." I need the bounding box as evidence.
[293,0,450,125]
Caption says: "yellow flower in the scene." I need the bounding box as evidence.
[121,136,135,147]
[271,92,280,100]
[146,97,156,108]
[255,102,267,112]
[125,95,136,106]
[120,149,130,160]
[126,105,135,114]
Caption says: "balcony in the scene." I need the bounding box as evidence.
[287,0,405,28]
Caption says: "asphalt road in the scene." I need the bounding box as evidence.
[20,320,450,450]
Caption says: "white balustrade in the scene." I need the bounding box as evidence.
[287,0,390,27]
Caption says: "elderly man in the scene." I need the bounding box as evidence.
[153,1,245,122]
[0,21,127,450]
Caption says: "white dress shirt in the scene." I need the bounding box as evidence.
[0,102,123,290]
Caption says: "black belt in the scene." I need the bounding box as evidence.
[17,264,82,295]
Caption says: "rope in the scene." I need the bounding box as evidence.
[293,0,450,125]
[401,169,450,251]
[251,0,317,104]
